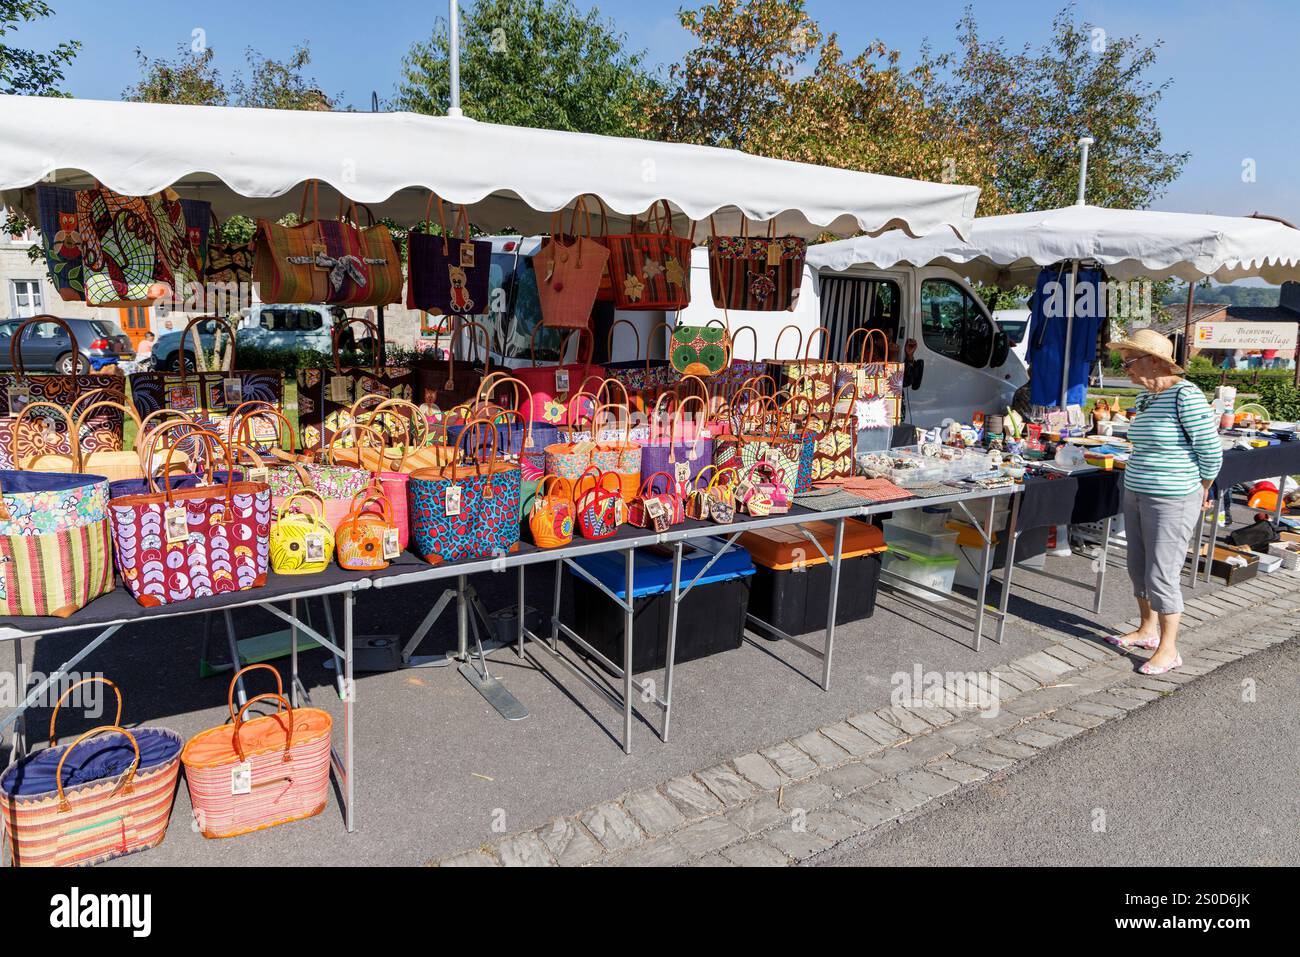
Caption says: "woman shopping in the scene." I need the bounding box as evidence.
[1104,329,1222,675]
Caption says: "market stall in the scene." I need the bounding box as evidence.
[0,93,1003,860]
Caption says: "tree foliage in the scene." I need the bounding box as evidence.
[123,45,226,106]
[394,0,657,137]
[0,0,78,96]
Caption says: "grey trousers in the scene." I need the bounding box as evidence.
[1123,488,1203,614]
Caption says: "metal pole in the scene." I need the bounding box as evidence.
[1180,281,1197,368]
[447,0,463,117]
[1076,136,1094,206]
[1060,261,1079,410]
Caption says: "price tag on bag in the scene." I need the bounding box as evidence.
[222,377,244,408]
[305,532,326,563]
[459,243,477,268]
[247,466,269,485]
[382,527,400,560]
[231,761,252,796]
[329,375,353,403]
[6,385,30,413]
[645,497,665,519]
[164,506,188,545]
[445,485,462,517]
[555,369,570,392]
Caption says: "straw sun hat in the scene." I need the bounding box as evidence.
[1106,328,1183,374]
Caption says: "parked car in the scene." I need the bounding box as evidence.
[151,304,350,371]
[0,316,133,373]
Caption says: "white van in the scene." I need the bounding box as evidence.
[478,241,1026,428]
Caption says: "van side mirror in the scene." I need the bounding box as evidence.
[990,330,1010,368]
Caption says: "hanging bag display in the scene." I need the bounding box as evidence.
[319,201,403,307]
[76,185,200,307]
[297,316,416,451]
[669,317,731,378]
[529,475,575,548]
[181,664,332,839]
[407,194,492,315]
[34,184,86,302]
[408,422,522,565]
[269,492,335,575]
[707,217,807,312]
[336,488,399,570]
[0,470,114,618]
[533,196,609,329]
[605,200,694,311]
[203,209,256,292]
[107,430,271,606]
[0,677,183,867]
[252,181,343,304]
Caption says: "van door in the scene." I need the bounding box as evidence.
[907,268,1019,426]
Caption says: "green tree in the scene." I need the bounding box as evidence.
[0,0,79,95]
[649,0,998,206]
[123,44,227,105]
[921,5,1189,212]
[395,0,657,136]
[231,44,333,111]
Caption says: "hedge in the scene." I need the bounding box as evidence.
[1185,370,1300,419]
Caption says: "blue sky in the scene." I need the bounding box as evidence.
[13,0,1299,221]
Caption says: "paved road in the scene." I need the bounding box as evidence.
[819,638,1300,866]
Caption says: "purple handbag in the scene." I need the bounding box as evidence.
[407,195,492,317]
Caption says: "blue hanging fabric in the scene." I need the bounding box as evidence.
[1027,266,1106,407]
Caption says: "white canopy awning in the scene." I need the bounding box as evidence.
[807,204,1300,285]
[0,95,979,239]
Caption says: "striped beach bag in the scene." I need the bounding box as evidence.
[0,470,114,618]
[181,665,333,839]
[0,677,182,866]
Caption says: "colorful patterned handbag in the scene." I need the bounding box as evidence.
[336,488,399,570]
[604,201,694,311]
[529,475,575,548]
[322,420,411,550]
[784,325,837,418]
[533,197,609,329]
[0,316,127,469]
[408,422,522,565]
[574,468,623,540]
[0,677,182,866]
[252,183,333,304]
[181,665,332,839]
[297,317,415,451]
[776,394,817,493]
[107,431,271,607]
[408,194,493,315]
[76,186,200,306]
[685,465,738,524]
[808,384,859,482]
[128,316,284,423]
[738,460,791,516]
[707,218,808,312]
[836,328,906,427]
[411,316,493,413]
[627,471,686,532]
[202,210,255,290]
[639,393,714,487]
[670,319,731,377]
[513,326,604,426]
[320,203,403,307]
[35,184,86,302]
[602,319,674,413]
[269,492,335,575]
[0,470,114,618]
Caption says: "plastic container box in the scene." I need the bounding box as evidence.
[567,541,754,673]
[882,520,959,558]
[890,505,954,535]
[881,545,958,599]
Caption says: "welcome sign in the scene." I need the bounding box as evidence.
[1194,321,1298,350]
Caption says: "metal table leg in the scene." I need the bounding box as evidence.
[1203,493,1224,584]
[289,597,300,707]
[662,541,683,742]
[970,497,996,651]
[550,559,562,649]
[1273,474,1287,524]
[516,564,526,659]
[342,589,355,833]
[1093,516,1112,614]
[994,491,1022,645]
[820,518,846,691]
[622,547,635,754]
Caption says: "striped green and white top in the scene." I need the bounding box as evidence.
[1124,381,1223,497]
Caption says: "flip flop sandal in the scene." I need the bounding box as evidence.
[1138,654,1182,676]
[1104,633,1160,650]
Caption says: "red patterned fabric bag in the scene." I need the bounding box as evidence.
[706,218,807,312]
[76,186,200,307]
[605,201,694,311]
